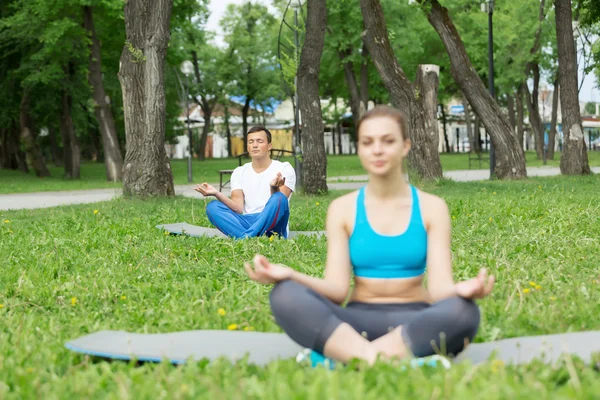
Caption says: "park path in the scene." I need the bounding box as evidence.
[1,166,598,211]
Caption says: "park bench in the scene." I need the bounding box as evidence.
[468,151,490,169]
[218,148,296,191]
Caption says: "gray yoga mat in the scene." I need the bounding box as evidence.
[65,329,600,367]
[66,330,303,366]
[156,222,326,239]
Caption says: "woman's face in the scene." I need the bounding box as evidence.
[357,116,411,177]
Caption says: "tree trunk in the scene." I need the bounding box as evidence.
[242,97,250,153]
[516,83,525,149]
[337,122,343,154]
[474,115,482,153]
[1,125,26,171]
[60,89,81,179]
[463,94,474,153]
[83,5,124,182]
[0,128,7,169]
[48,124,62,166]
[224,104,232,157]
[555,0,590,175]
[524,80,544,159]
[419,0,526,179]
[523,0,546,160]
[340,48,363,129]
[360,42,369,113]
[439,103,449,152]
[118,0,175,197]
[359,0,443,180]
[416,64,441,157]
[507,94,515,134]
[19,92,51,177]
[297,0,328,194]
[548,78,559,160]
[0,127,17,170]
[332,98,338,155]
[198,101,212,161]
[190,50,216,161]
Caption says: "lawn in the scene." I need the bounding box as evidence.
[1,175,599,398]
[1,151,599,194]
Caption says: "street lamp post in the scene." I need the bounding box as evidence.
[290,0,302,190]
[180,61,195,183]
[482,0,496,179]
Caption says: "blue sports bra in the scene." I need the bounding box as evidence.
[349,185,428,279]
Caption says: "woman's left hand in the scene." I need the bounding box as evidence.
[454,268,495,299]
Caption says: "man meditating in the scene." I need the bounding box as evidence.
[195,126,297,239]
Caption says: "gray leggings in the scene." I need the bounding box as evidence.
[270,280,480,358]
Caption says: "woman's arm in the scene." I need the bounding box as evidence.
[424,194,495,301]
[287,198,353,304]
[244,196,353,304]
[423,195,458,302]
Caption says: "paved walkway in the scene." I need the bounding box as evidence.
[1,166,597,211]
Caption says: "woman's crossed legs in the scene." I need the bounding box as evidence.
[270,280,480,365]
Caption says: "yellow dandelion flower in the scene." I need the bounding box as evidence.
[164,231,169,236]
[523,288,530,294]
[550,296,557,301]
[316,202,320,206]
[492,192,496,195]
[489,217,493,222]
[491,359,504,372]
[538,185,541,189]
[244,326,250,331]
[535,285,541,290]
[3,220,9,223]
[94,210,99,215]
[0,304,4,309]
[71,297,78,306]
[121,295,127,300]
[217,308,226,316]
[529,281,536,287]
[227,324,238,331]
[452,216,456,220]
[269,235,274,242]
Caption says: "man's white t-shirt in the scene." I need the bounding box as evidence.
[230,160,297,215]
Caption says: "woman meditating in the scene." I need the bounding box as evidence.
[244,105,495,367]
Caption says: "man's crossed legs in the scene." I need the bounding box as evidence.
[206,192,290,239]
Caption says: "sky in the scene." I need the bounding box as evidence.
[206,0,600,103]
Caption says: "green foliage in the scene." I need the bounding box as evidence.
[438,0,552,100]
[125,41,146,63]
[220,2,286,113]
[1,176,600,397]
[584,101,598,115]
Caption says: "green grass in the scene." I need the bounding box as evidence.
[1,175,599,398]
[2,151,599,194]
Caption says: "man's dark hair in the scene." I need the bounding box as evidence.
[247,125,272,143]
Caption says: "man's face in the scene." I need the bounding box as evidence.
[247,131,271,159]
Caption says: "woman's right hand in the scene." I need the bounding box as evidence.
[244,254,292,285]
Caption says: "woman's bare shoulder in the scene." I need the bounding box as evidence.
[415,188,450,226]
[329,190,360,211]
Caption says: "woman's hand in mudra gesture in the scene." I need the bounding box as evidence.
[244,254,293,285]
[454,268,495,300]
